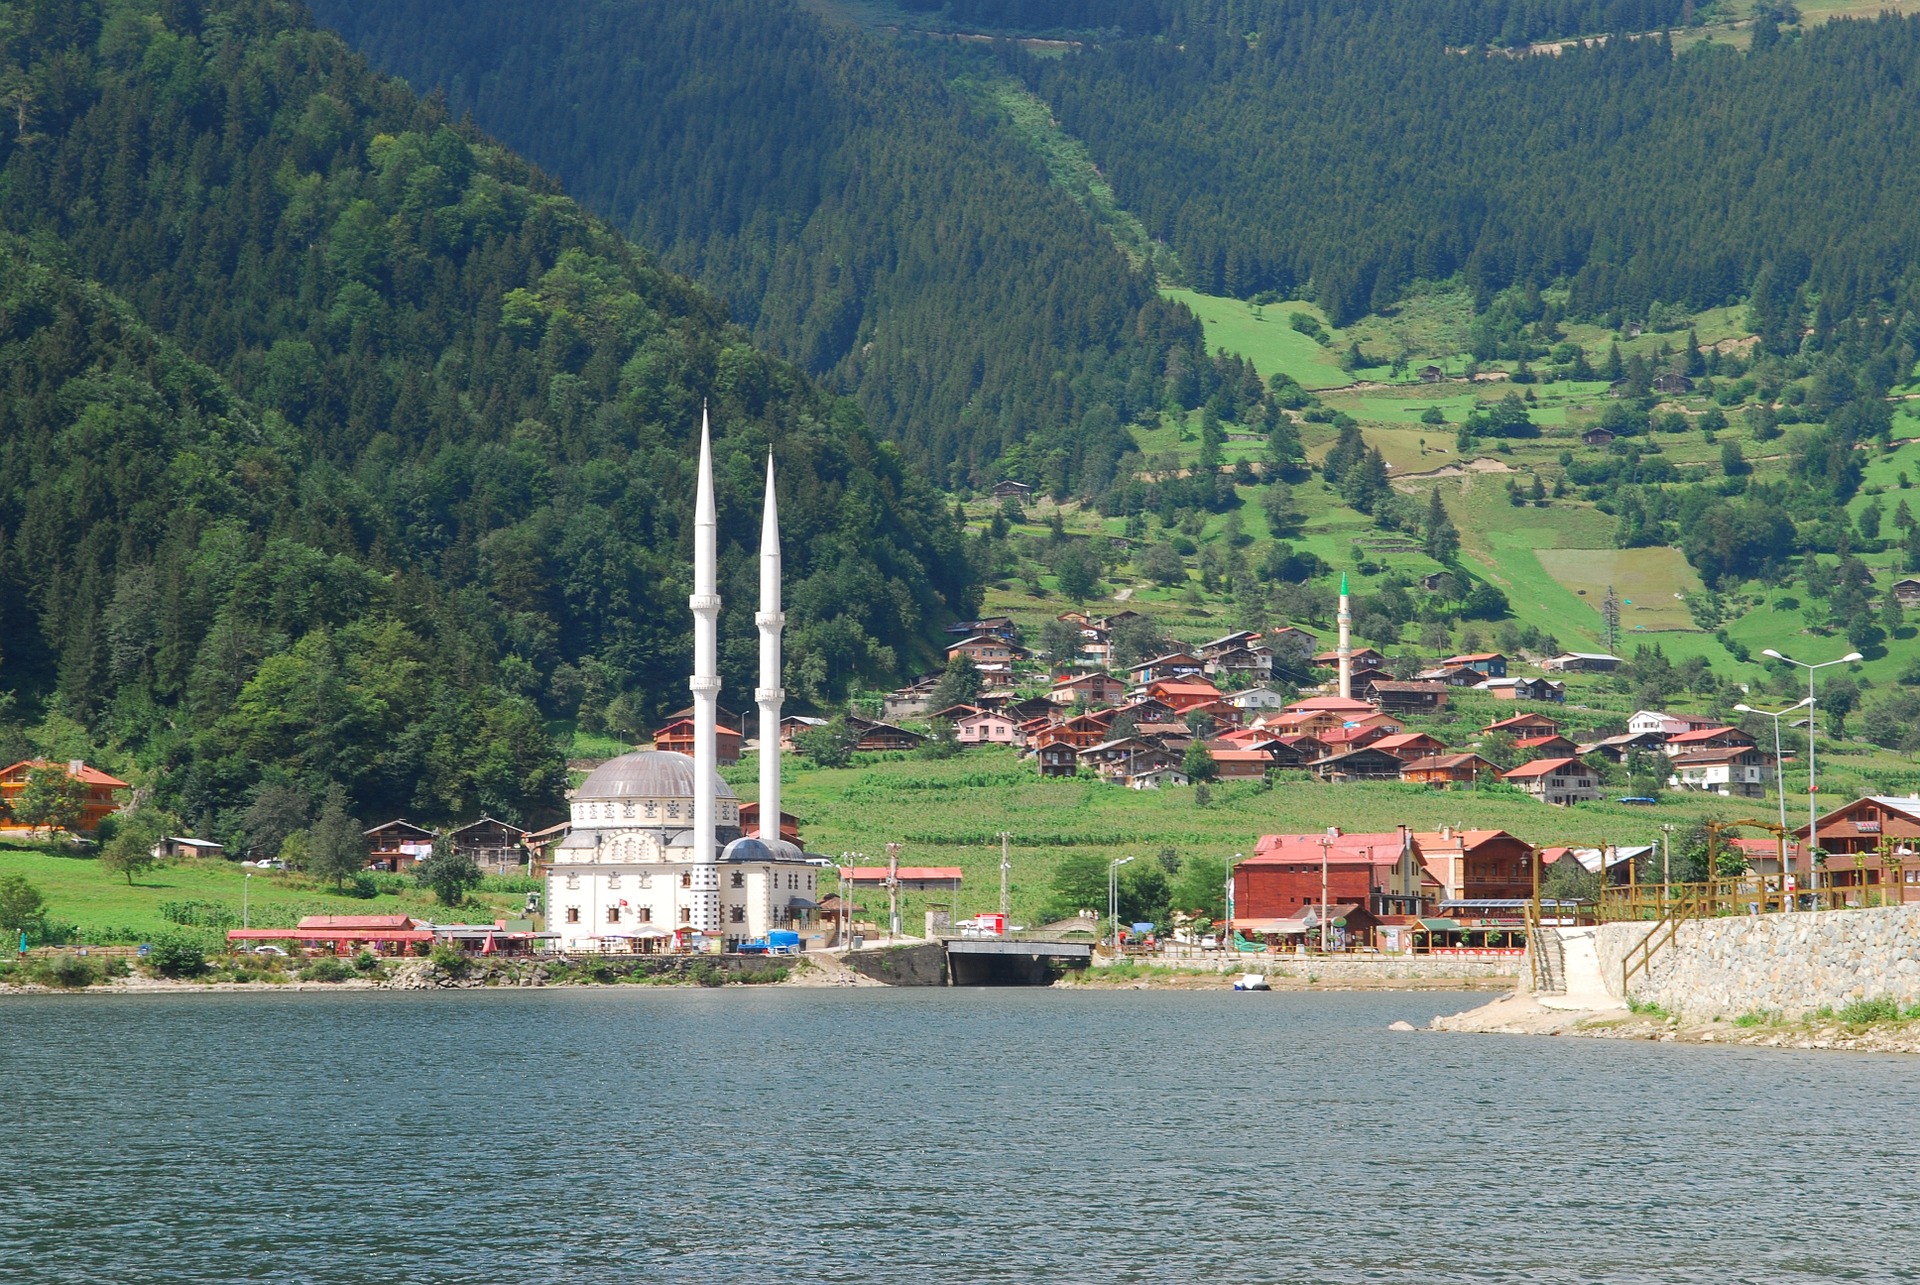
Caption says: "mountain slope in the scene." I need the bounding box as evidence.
[0,0,976,836]
[304,0,1215,491]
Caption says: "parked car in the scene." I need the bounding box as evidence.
[247,945,289,956]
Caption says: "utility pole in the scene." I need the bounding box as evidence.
[1320,829,1334,954]
[886,842,901,941]
[998,831,1012,925]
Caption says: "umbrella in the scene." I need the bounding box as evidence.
[480,933,495,955]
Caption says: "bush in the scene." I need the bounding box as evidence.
[146,932,209,978]
[428,943,470,977]
[1837,996,1901,1025]
[301,956,354,982]
[29,954,107,988]
[352,949,382,974]
[159,900,239,930]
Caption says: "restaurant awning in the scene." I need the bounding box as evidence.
[1417,917,1463,933]
[1232,916,1310,935]
[225,928,436,943]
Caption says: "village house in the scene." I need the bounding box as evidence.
[955,709,1022,746]
[1578,730,1669,763]
[1581,426,1617,446]
[1400,752,1499,788]
[1042,713,1113,749]
[1225,686,1290,713]
[1312,646,1386,673]
[990,479,1033,501]
[1370,732,1449,763]
[1419,364,1444,383]
[1208,748,1277,781]
[1128,652,1207,685]
[1667,747,1773,798]
[1360,678,1449,714]
[1792,797,1920,897]
[1658,726,1756,758]
[1540,844,1655,887]
[1651,371,1694,395]
[1443,651,1508,678]
[1475,676,1565,702]
[1414,664,1487,688]
[779,714,827,750]
[738,802,802,845]
[1081,737,1176,779]
[1126,766,1190,789]
[1893,578,1920,608]
[882,675,943,722]
[1232,828,1429,936]
[364,819,437,872]
[1540,651,1622,673]
[1628,710,1722,738]
[927,703,984,725]
[1116,695,1178,724]
[653,718,743,766]
[1415,827,1536,904]
[1317,724,1398,755]
[1501,757,1600,805]
[1309,746,1407,782]
[0,759,130,834]
[1195,630,1264,660]
[1514,733,1580,758]
[152,835,226,861]
[947,634,1027,673]
[1034,738,1080,778]
[450,817,530,873]
[1146,678,1226,712]
[1255,733,1329,768]
[846,718,924,752]
[1265,625,1318,665]
[1483,711,1561,737]
[1048,671,1128,706]
[1205,645,1274,681]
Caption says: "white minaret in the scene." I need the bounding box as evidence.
[1337,571,1353,700]
[688,406,722,932]
[755,450,785,845]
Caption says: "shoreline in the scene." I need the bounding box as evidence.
[1431,991,1920,1054]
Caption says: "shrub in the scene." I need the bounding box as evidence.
[687,959,726,988]
[29,953,107,988]
[159,900,239,930]
[301,956,354,983]
[1837,996,1901,1025]
[352,949,382,974]
[428,943,470,977]
[146,933,209,978]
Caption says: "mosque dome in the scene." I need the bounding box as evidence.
[575,750,737,802]
[721,836,773,863]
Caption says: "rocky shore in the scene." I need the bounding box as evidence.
[1432,991,1920,1054]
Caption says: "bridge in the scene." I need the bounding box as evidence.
[942,936,1094,986]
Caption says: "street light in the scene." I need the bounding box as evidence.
[1109,856,1135,956]
[1736,697,1813,897]
[243,871,252,931]
[1761,648,1862,887]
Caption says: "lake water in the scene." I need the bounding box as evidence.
[2,988,1917,1283]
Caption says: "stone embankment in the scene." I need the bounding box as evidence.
[1596,903,1920,1019]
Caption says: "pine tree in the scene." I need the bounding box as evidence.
[309,784,365,890]
[1422,488,1459,563]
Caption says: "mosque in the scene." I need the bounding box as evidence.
[545,412,821,952]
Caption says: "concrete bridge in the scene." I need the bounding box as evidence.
[841,938,1094,986]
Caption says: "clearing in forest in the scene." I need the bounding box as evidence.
[1535,547,1703,632]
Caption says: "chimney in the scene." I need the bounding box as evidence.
[68,759,84,776]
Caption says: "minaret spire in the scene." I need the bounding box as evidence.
[688,404,722,932]
[755,450,785,847]
[1337,571,1353,700]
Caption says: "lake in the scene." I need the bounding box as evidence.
[2,988,1916,1283]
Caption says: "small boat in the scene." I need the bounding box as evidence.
[1232,973,1270,991]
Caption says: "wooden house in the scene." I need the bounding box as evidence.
[1360,678,1449,713]
[1541,651,1622,673]
[1312,646,1386,672]
[1500,757,1599,805]
[1651,372,1694,395]
[653,718,743,766]
[364,819,437,872]
[1582,427,1616,447]
[1034,738,1081,778]
[1893,578,1920,608]
[739,803,802,845]
[0,759,129,834]
[846,719,924,752]
[1128,652,1206,685]
[1309,746,1407,782]
[1400,753,1499,789]
[1414,827,1536,904]
[1232,828,1428,930]
[1048,671,1127,706]
[955,709,1022,747]
[1484,711,1561,737]
[1659,726,1756,758]
[1146,678,1225,712]
[1442,651,1508,678]
[1475,677,1566,701]
[450,817,530,872]
[991,480,1034,501]
[1370,732,1449,762]
[1514,733,1580,757]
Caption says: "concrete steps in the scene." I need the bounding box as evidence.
[1539,926,1625,1012]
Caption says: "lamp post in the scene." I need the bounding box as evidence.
[1319,829,1334,954]
[1761,648,1861,887]
[1109,856,1134,956]
[1735,697,1812,883]
[243,871,252,931]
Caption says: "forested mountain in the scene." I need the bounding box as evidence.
[1021,4,1920,323]
[304,0,1217,493]
[0,0,975,837]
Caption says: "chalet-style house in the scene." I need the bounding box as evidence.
[1081,738,1176,780]
[450,817,530,872]
[1312,646,1386,673]
[1205,646,1274,680]
[1442,651,1508,678]
[1255,734,1329,768]
[882,676,942,721]
[0,759,130,834]
[846,719,924,752]
[1035,740,1080,778]
[947,634,1027,672]
[1126,766,1190,789]
[1415,827,1536,904]
[1582,426,1616,446]
[1400,753,1499,788]
[955,710,1022,746]
[1225,686,1289,712]
[1578,730,1669,763]
[779,714,827,750]
[1659,726,1756,757]
[1893,578,1920,608]
[1540,652,1622,673]
[1128,653,1206,685]
[1667,747,1773,798]
[1514,733,1580,758]
[739,803,801,845]
[1146,679,1225,712]
[1370,732,1449,762]
[1484,712,1561,737]
[364,819,437,872]
[1361,678,1449,713]
[991,479,1033,501]
[1209,748,1278,780]
[1628,710,1723,738]
[664,703,745,734]
[1794,797,1920,876]
[152,836,225,861]
[654,718,743,766]
[1048,672,1127,706]
[1651,372,1694,395]
[1476,676,1565,702]
[1501,757,1600,805]
[1310,746,1406,782]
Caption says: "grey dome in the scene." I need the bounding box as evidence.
[576,750,736,801]
[722,837,774,863]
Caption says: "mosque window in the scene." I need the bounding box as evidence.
[680,872,692,888]
[607,874,621,889]
[730,870,744,888]
[565,907,580,924]
[644,801,657,819]
[636,907,652,923]
[606,906,621,924]
[667,802,680,819]
[565,874,580,890]
[623,801,635,818]
[730,906,745,924]
[679,907,691,924]
[637,874,651,888]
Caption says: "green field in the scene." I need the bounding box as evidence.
[1534,547,1703,632]
[1162,290,1354,389]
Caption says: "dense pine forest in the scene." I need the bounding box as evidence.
[308,0,1220,492]
[0,0,977,838]
[1022,2,1920,324]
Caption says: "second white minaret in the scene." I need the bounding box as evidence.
[1337,571,1353,700]
[755,450,785,845]
[688,407,722,932]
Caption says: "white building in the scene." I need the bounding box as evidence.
[1225,686,1289,712]
[545,415,819,953]
[1667,747,1771,799]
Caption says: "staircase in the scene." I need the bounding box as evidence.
[1539,926,1624,1012]
[1528,926,1566,995]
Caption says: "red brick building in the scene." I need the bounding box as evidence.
[1231,828,1429,932]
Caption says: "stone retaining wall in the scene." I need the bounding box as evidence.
[844,942,950,986]
[1597,905,1920,1019]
